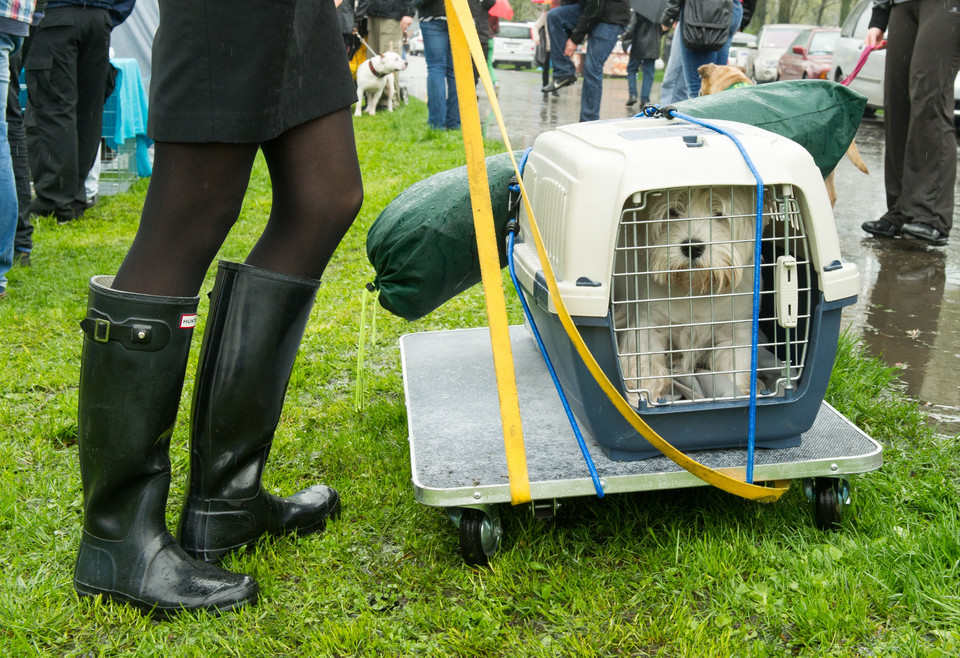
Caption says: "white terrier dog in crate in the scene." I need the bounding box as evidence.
[613,186,765,406]
[355,49,407,117]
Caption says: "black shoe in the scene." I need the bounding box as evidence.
[861,218,901,238]
[12,251,30,267]
[901,221,948,246]
[626,96,637,106]
[542,75,576,93]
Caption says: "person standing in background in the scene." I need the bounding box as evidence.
[541,0,632,122]
[659,0,742,98]
[24,0,134,225]
[658,28,689,104]
[532,5,554,95]
[366,0,415,106]
[859,0,960,246]
[418,0,461,130]
[338,0,370,61]
[0,0,36,300]
[621,10,659,107]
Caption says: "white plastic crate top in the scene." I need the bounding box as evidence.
[512,116,862,319]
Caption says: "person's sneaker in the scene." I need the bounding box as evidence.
[12,251,30,267]
[901,221,948,246]
[626,96,637,106]
[542,75,577,93]
[861,218,901,238]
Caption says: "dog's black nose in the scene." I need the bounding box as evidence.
[680,239,704,260]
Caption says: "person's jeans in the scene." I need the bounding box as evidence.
[659,34,690,104]
[680,1,743,97]
[547,5,621,122]
[0,33,23,294]
[627,57,656,103]
[420,19,460,130]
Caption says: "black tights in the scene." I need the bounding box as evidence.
[112,108,363,297]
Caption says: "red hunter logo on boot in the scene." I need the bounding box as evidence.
[180,314,198,329]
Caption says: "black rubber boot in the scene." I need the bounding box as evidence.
[178,262,341,563]
[74,276,259,618]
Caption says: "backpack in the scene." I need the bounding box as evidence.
[681,0,733,53]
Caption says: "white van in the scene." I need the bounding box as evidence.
[492,22,536,70]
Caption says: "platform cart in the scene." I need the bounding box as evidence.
[400,325,883,565]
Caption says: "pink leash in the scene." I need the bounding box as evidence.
[839,42,885,86]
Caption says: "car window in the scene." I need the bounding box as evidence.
[498,24,530,39]
[790,30,811,49]
[762,29,801,48]
[841,0,868,37]
[853,2,874,38]
[809,31,840,54]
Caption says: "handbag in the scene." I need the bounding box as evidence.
[681,0,733,53]
[534,25,548,67]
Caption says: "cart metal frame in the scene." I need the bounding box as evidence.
[401,325,882,564]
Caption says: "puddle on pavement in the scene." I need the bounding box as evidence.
[403,59,960,435]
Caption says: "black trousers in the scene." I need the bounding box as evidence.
[24,6,111,221]
[8,52,32,254]
[882,0,960,234]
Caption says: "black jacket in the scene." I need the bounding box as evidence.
[368,0,416,20]
[570,0,632,45]
[620,11,660,60]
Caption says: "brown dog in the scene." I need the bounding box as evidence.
[697,63,868,208]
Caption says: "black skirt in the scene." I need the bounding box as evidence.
[149,0,357,143]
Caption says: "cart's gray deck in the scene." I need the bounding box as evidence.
[401,326,882,507]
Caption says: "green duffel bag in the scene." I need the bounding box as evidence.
[673,79,867,177]
[366,151,521,321]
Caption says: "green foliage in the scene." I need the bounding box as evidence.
[1,100,957,656]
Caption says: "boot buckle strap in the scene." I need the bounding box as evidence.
[80,314,171,351]
[92,318,110,343]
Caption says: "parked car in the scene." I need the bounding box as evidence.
[407,29,424,57]
[727,31,757,79]
[830,0,884,109]
[831,0,960,125]
[776,27,841,80]
[492,21,536,69]
[754,23,816,83]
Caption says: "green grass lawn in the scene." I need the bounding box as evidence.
[1,100,958,656]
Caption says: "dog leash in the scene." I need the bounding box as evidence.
[359,36,379,58]
[839,42,885,86]
[445,0,787,503]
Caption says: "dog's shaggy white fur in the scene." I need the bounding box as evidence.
[355,50,407,117]
[613,186,765,405]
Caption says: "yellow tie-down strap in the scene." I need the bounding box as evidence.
[444,0,787,504]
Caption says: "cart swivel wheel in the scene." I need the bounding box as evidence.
[810,477,849,531]
[459,508,503,566]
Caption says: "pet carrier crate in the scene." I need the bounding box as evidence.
[511,117,861,460]
[98,92,139,196]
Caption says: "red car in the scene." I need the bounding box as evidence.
[776,27,841,81]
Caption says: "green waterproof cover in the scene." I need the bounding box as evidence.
[366,151,521,320]
[674,80,867,177]
[368,81,866,320]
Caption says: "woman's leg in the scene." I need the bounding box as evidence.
[248,107,363,279]
[178,108,362,562]
[113,142,259,297]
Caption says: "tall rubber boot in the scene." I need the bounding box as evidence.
[178,261,341,562]
[74,276,259,617]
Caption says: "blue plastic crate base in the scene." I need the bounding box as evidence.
[400,325,882,508]
[98,138,138,196]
